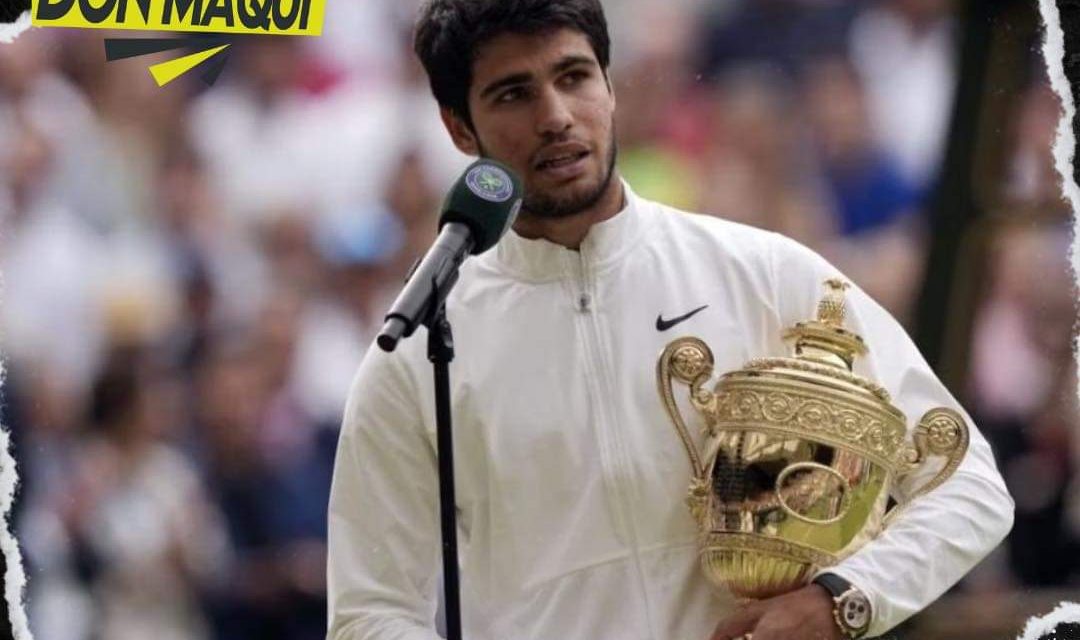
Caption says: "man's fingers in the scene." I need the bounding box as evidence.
[710,602,764,640]
[710,616,756,640]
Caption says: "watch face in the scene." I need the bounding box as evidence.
[840,593,872,632]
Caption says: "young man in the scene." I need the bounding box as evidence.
[326,2,1014,639]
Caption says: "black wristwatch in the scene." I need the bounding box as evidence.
[812,573,872,639]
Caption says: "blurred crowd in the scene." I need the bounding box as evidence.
[0,1,1075,639]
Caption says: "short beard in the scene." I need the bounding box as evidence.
[478,134,618,221]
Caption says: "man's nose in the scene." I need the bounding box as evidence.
[535,86,573,137]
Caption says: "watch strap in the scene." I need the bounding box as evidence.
[813,572,853,599]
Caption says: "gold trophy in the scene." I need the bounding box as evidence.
[656,279,969,600]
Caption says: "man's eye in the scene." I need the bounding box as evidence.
[496,88,526,103]
[561,71,589,85]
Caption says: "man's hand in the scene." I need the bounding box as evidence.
[710,584,844,640]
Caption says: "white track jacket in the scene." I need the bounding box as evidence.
[327,186,1014,640]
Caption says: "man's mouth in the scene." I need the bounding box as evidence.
[535,151,589,171]
[534,141,592,170]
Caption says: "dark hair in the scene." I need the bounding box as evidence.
[414,0,611,128]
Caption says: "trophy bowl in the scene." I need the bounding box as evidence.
[657,279,969,600]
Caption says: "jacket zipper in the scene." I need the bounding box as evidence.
[571,248,658,640]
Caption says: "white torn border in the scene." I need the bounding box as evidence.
[1016,602,1080,640]
[0,11,31,44]
[1039,0,1080,294]
[0,18,36,636]
[1036,2,1080,638]
[0,418,30,640]
[1,1,42,634]
[0,16,37,640]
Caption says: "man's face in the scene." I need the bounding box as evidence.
[442,28,618,219]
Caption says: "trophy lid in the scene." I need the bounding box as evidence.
[785,278,866,370]
[744,278,893,406]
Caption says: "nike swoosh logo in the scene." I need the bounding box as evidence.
[656,305,709,332]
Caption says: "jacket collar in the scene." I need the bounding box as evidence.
[486,181,647,282]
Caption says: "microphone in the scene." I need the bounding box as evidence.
[377,159,522,352]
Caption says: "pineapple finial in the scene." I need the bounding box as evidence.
[816,278,850,328]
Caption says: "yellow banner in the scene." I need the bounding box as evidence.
[31,0,324,36]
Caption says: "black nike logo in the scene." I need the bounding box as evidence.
[656,305,709,332]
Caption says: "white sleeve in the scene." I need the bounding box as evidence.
[768,234,1015,638]
[327,344,444,640]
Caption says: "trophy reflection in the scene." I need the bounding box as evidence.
[657,279,969,599]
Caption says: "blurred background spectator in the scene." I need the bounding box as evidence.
[0,1,1075,638]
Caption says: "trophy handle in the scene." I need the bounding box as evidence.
[656,337,716,481]
[885,407,970,526]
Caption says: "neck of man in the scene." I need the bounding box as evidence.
[511,172,626,250]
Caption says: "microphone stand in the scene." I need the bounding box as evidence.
[425,302,463,640]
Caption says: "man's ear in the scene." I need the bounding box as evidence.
[440,107,480,157]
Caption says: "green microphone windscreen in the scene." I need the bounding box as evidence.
[439,159,523,254]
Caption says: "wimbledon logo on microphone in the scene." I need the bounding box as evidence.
[29,0,323,86]
[465,165,515,203]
